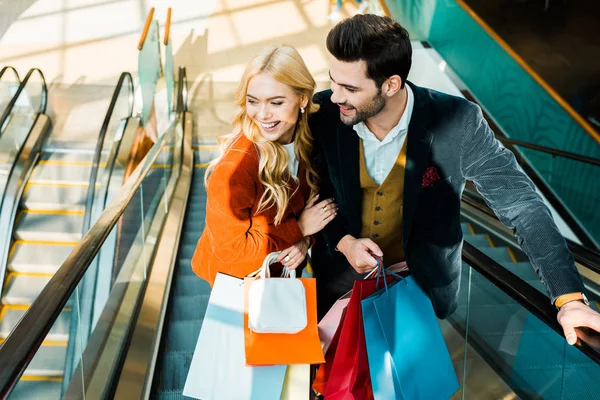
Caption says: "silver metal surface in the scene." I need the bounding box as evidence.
[14,212,84,242]
[21,345,66,377]
[8,241,76,274]
[0,308,70,341]
[22,184,88,211]
[27,163,91,185]
[114,111,192,399]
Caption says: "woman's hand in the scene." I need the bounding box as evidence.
[277,237,310,270]
[298,195,338,236]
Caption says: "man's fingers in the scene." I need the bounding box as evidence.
[360,238,383,257]
[563,324,578,345]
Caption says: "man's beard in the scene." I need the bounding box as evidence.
[339,93,386,126]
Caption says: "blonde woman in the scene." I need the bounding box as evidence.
[191,45,337,285]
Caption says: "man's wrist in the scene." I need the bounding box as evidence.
[335,235,354,254]
[555,292,590,309]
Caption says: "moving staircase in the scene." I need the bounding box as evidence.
[0,68,139,398]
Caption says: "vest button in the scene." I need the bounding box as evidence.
[375,206,382,211]
[377,191,384,196]
[372,233,379,238]
[374,220,380,225]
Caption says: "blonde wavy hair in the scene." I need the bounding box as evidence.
[206,45,320,225]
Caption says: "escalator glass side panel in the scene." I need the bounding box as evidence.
[60,117,181,398]
[450,261,600,400]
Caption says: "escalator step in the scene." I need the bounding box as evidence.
[463,234,491,248]
[166,320,203,352]
[500,262,539,281]
[179,244,197,259]
[157,390,194,400]
[461,223,473,235]
[176,259,194,276]
[9,380,63,400]
[174,276,211,296]
[170,295,210,321]
[160,350,194,392]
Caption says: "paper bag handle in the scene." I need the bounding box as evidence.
[259,252,297,279]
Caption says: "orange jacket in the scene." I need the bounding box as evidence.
[191,134,310,285]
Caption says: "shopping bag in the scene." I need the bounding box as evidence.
[183,272,287,400]
[280,364,310,400]
[243,255,324,366]
[313,277,394,399]
[248,253,307,334]
[362,264,459,400]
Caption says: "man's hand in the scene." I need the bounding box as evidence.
[337,235,382,274]
[557,300,600,345]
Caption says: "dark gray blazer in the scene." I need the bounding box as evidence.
[309,82,585,319]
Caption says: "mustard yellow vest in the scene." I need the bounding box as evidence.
[359,139,408,266]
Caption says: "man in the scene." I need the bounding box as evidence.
[309,14,600,345]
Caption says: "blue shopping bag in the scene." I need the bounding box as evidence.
[362,261,459,400]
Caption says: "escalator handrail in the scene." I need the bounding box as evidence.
[0,68,47,134]
[0,75,186,397]
[462,241,600,365]
[461,190,600,276]
[82,72,134,236]
[0,66,20,85]
[495,137,600,167]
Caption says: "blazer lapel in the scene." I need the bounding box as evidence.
[402,83,435,243]
[336,122,361,233]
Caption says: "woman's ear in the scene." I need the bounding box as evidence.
[300,95,309,110]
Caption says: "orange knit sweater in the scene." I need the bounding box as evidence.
[191,134,310,285]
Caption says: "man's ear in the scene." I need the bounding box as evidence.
[382,75,402,97]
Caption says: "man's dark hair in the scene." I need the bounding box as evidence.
[326,14,411,89]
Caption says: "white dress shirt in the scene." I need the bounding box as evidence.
[282,142,299,177]
[353,85,414,185]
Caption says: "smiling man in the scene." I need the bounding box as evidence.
[308,14,600,345]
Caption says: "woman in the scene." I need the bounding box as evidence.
[192,45,337,285]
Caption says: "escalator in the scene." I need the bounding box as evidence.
[0,69,141,398]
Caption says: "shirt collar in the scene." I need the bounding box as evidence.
[353,84,414,144]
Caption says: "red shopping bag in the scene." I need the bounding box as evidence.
[313,276,394,399]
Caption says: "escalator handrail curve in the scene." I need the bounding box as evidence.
[0,68,47,135]
[0,66,20,85]
[82,72,135,235]
[495,137,600,167]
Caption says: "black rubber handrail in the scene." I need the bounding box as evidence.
[0,72,187,399]
[461,189,600,276]
[0,66,20,86]
[0,68,47,135]
[496,137,600,167]
[82,72,134,236]
[462,241,600,365]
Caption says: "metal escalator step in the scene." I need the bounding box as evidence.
[166,320,203,352]
[176,259,194,276]
[170,295,210,321]
[8,241,76,274]
[478,247,514,264]
[463,234,491,248]
[194,148,220,164]
[461,223,473,235]
[2,274,52,305]
[23,184,87,211]
[23,344,67,376]
[174,275,211,296]
[160,351,194,391]
[41,150,98,163]
[28,163,90,185]
[0,307,71,341]
[10,380,63,400]
[157,390,191,400]
[15,212,84,242]
[179,244,197,259]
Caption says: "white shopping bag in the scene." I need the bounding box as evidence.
[183,272,287,400]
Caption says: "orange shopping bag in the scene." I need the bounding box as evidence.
[243,253,325,366]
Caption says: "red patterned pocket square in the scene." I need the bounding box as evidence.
[422,167,442,187]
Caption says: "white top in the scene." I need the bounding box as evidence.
[282,142,299,177]
[353,85,414,185]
